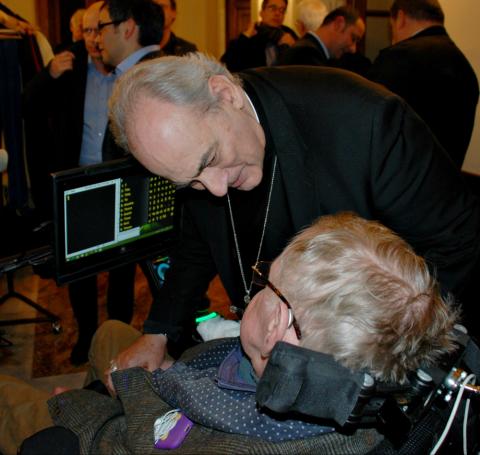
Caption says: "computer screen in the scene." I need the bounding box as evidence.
[52,157,178,285]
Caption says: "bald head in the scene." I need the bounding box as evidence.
[84,1,103,23]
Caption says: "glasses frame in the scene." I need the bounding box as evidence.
[251,262,302,340]
[265,5,287,14]
[97,20,125,33]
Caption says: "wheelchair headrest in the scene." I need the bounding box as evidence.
[257,330,480,437]
[256,341,373,426]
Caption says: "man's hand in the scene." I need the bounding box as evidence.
[104,334,168,395]
[278,32,296,47]
[49,51,75,79]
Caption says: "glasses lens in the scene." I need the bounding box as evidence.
[268,5,286,13]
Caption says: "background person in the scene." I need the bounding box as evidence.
[154,0,197,55]
[281,6,365,66]
[294,0,328,37]
[221,0,298,72]
[22,0,165,365]
[69,8,86,43]
[368,0,479,169]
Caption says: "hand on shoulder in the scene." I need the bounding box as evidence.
[104,333,168,395]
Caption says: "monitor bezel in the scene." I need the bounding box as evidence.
[52,157,178,285]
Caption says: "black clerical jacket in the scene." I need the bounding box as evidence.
[144,66,480,344]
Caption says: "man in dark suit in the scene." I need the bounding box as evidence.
[154,0,197,56]
[368,0,479,169]
[221,0,297,72]
[281,5,365,66]
[23,0,165,364]
[103,53,480,375]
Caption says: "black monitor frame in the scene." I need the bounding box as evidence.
[52,157,178,285]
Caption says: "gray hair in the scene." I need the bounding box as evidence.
[296,0,328,32]
[108,52,241,152]
[278,212,458,383]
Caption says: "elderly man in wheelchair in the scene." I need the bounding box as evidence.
[1,212,479,454]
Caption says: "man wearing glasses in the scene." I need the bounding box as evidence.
[23,0,165,365]
[23,1,118,364]
[221,0,298,72]
[0,214,458,453]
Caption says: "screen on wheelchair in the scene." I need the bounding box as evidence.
[52,157,178,285]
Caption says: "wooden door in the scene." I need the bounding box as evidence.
[225,0,251,45]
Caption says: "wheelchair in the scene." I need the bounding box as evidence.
[257,326,480,454]
[19,328,479,454]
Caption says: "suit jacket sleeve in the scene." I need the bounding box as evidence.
[366,94,480,296]
[143,199,218,341]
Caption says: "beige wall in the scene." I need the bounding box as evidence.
[173,0,225,59]
[442,0,480,174]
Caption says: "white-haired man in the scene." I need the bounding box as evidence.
[0,213,458,453]
[295,0,328,37]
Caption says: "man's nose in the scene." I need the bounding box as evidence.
[348,42,357,54]
[196,168,229,197]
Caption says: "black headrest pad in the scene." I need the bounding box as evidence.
[256,342,366,426]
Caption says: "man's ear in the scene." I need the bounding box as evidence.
[260,303,287,358]
[122,17,138,41]
[333,15,346,32]
[395,10,407,29]
[208,75,244,109]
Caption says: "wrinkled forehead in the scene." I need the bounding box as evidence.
[126,96,207,174]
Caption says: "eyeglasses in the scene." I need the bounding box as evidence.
[251,261,302,340]
[265,5,287,14]
[97,20,125,33]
